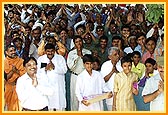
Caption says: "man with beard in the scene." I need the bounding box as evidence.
[4,45,26,111]
[16,57,53,111]
[37,43,67,111]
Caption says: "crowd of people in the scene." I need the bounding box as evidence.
[4,4,164,111]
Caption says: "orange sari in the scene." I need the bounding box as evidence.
[4,56,26,111]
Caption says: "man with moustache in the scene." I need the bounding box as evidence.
[4,45,26,111]
[16,57,53,111]
[37,43,67,111]
[67,35,91,111]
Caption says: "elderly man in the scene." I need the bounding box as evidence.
[100,47,123,111]
[4,45,26,111]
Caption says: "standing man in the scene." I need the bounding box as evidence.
[37,43,67,111]
[16,57,53,111]
[67,35,91,111]
[4,45,26,111]
[100,47,123,110]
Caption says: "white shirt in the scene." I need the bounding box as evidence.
[67,48,91,74]
[37,54,67,109]
[142,73,164,111]
[75,69,105,111]
[16,71,53,110]
[100,60,123,105]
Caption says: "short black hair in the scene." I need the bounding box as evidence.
[145,58,156,66]
[23,57,37,67]
[99,35,108,42]
[82,54,94,63]
[12,37,23,43]
[73,35,83,44]
[145,37,157,45]
[44,43,55,51]
[121,56,132,65]
[5,44,15,51]
[132,51,141,58]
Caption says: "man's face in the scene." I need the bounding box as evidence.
[100,39,107,49]
[32,29,41,40]
[46,49,55,60]
[108,50,120,63]
[5,47,17,58]
[25,59,37,76]
[121,28,130,38]
[74,38,83,50]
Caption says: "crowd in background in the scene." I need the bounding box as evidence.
[4,4,164,111]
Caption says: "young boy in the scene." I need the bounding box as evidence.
[131,51,146,80]
[142,56,164,111]
[75,54,112,111]
[112,56,138,111]
[134,58,158,111]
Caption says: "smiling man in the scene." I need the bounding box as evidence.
[4,45,26,111]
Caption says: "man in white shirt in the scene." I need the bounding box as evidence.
[142,56,164,111]
[67,35,91,111]
[16,57,53,111]
[37,43,67,111]
[100,47,123,111]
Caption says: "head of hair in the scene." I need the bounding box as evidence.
[12,37,23,43]
[112,35,122,41]
[108,47,119,56]
[99,35,108,42]
[132,51,141,58]
[23,57,37,67]
[76,24,85,32]
[136,32,146,40]
[121,56,132,65]
[145,58,156,66]
[73,35,83,44]
[82,54,94,63]
[121,24,130,31]
[96,25,104,31]
[5,44,15,51]
[44,43,55,51]
[145,37,157,45]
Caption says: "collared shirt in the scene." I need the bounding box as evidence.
[16,71,53,110]
[142,51,154,64]
[114,71,138,111]
[67,48,91,74]
[142,73,164,111]
[100,60,123,105]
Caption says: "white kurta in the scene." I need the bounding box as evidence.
[37,54,67,110]
[100,60,123,110]
[75,70,105,111]
[142,73,164,111]
[67,48,91,111]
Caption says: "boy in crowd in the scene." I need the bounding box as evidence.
[112,56,138,111]
[75,54,112,111]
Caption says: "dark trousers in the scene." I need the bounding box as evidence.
[22,106,48,111]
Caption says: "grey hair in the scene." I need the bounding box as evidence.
[108,47,119,56]
[128,36,136,44]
